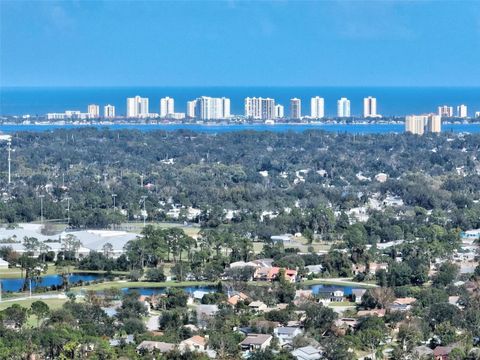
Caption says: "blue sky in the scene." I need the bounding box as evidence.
[1,0,479,87]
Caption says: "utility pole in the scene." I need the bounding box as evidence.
[141,196,147,227]
[39,195,45,224]
[112,193,117,211]
[7,141,12,184]
[65,197,71,225]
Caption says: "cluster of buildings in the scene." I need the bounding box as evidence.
[46,95,382,121]
[47,104,115,120]
[405,113,442,135]
[45,96,478,125]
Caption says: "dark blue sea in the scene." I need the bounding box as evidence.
[1,86,480,117]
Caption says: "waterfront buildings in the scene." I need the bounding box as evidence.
[275,104,284,119]
[160,97,175,118]
[438,105,453,118]
[405,114,441,135]
[104,104,115,118]
[363,96,379,118]
[88,104,100,118]
[245,97,275,120]
[187,100,197,118]
[193,96,230,120]
[456,104,468,118]
[290,98,301,119]
[337,97,351,117]
[127,96,149,118]
[310,97,325,119]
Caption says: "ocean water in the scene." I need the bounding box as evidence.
[1,86,480,117]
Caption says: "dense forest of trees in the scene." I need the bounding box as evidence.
[0,129,478,233]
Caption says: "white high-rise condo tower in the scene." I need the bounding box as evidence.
[186,100,197,118]
[363,97,378,118]
[337,97,351,117]
[456,104,467,118]
[127,96,149,118]
[88,104,100,118]
[245,97,275,120]
[160,97,175,118]
[438,105,453,118]
[405,114,441,135]
[310,97,325,119]
[275,104,284,119]
[290,98,301,119]
[193,96,230,120]
[104,104,115,118]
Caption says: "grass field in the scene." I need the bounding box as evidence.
[0,297,69,311]
[75,280,216,292]
[118,221,201,237]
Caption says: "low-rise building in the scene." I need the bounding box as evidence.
[239,334,272,351]
[291,345,323,360]
[273,326,303,345]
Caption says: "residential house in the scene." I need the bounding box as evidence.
[274,326,303,345]
[180,336,207,352]
[413,345,434,358]
[317,289,345,305]
[291,346,323,360]
[433,346,455,360]
[357,309,386,317]
[294,290,313,305]
[196,304,219,328]
[390,297,416,312]
[136,341,175,354]
[227,292,249,306]
[0,258,8,269]
[352,289,366,304]
[249,301,268,312]
[239,334,272,351]
[305,264,323,275]
[253,266,297,283]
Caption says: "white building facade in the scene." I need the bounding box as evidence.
[104,104,115,118]
[456,104,468,118]
[337,97,351,117]
[310,97,325,119]
[245,97,275,120]
[160,97,175,118]
[127,96,149,118]
[363,96,378,118]
[290,98,301,119]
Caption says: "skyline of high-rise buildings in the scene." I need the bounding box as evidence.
[44,95,478,121]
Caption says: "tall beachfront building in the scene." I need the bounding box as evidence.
[194,96,230,120]
[456,104,468,118]
[310,97,325,119]
[160,97,175,118]
[88,104,100,118]
[438,105,453,118]
[405,114,441,135]
[186,100,197,118]
[104,104,115,118]
[290,98,301,119]
[337,97,351,117]
[245,97,275,120]
[275,104,284,119]
[127,96,149,118]
[363,96,378,118]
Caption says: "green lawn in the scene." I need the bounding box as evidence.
[74,280,216,292]
[118,221,200,237]
[0,264,60,279]
[0,297,70,311]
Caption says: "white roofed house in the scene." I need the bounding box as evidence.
[291,345,323,360]
[0,258,9,269]
[239,334,272,351]
[273,326,303,346]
